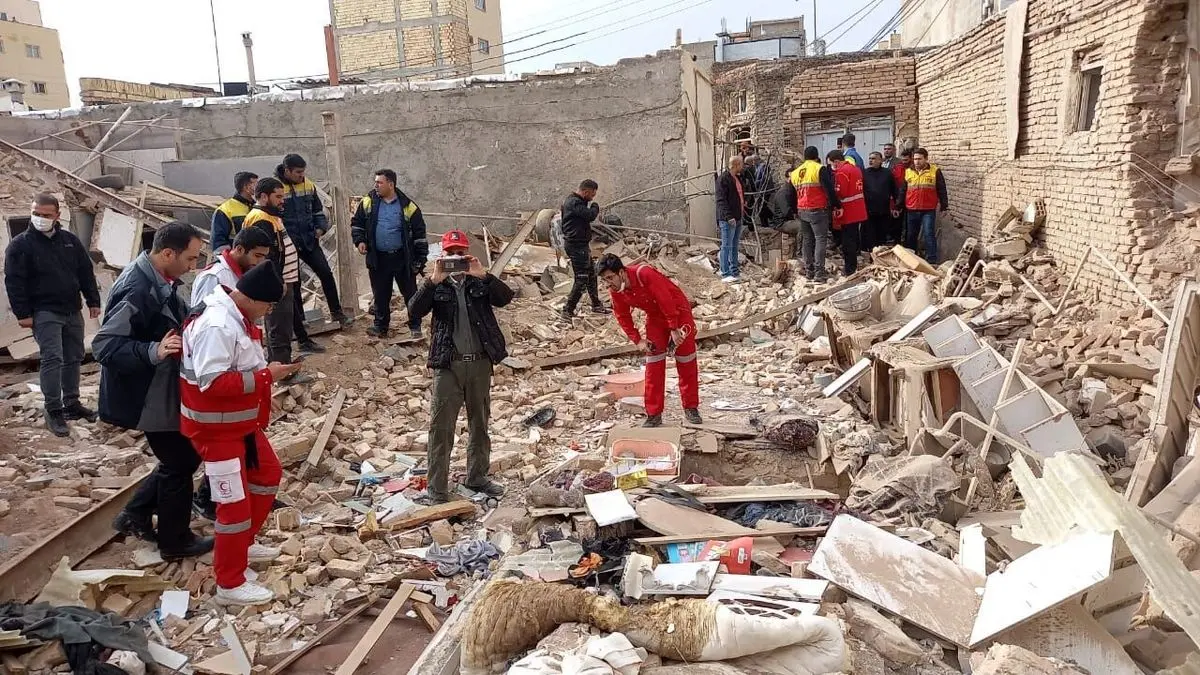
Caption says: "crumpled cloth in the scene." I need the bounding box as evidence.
[724,502,834,529]
[508,632,647,675]
[426,539,500,577]
[0,602,154,674]
[846,454,960,521]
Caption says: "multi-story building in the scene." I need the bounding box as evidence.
[0,0,67,110]
[681,16,808,65]
[328,0,504,82]
[900,0,1018,48]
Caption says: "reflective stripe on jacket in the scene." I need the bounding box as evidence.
[211,196,254,251]
[833,162,867,229]
[905,164,942,211]
[180,286,273,442]
[791,161,829,210]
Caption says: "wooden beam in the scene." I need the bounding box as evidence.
[321,111,360,316]
[303,389,345,476]
[488,212,537,276]
[533,272,869,369]
[144,182,222,210]
[75,108,132,172]
[334,584,415,675]
[633,526,826,546]
[75,113,171,174]
[412,602,441,633]
[673,483,841,503]
[266,595,378,675]
[18,119,109,148]
[405,581,486,675]
[381,500,476,530]
[0,471,148,602]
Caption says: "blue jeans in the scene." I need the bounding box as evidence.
[718,219,743,277]
[905,210,939,264]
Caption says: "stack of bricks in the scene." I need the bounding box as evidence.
[915,0,1188,310]
[333,0,473,80]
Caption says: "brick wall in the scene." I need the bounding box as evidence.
[916,0,1187,306]
[332,0,394,28]
[713,53,918,169]
[340,31,401,74]
[333,0,475,79]
[398,0,433,19]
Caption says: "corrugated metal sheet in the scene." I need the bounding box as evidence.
[1011,452,1200,647]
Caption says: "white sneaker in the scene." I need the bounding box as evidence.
[243,568,258,582]
[248,543,281,562]
[721,276,739,284]
[215,581,274,606]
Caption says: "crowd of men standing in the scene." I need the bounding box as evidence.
[714,134,950,282]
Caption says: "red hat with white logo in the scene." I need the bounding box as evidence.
[441,229,469,251]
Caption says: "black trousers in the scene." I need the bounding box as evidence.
[841,221,863,276]
[266,283,297,364]
[296,245,342,316]
[122,430,201,549]
[865,213,892,252]
[291,283,310,343]
[368,251,420,331]
[564,243,601,314]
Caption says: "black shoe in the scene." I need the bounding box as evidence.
[282,372,315,385]
[409,327,423,340]
[465,480,506,498]
[591,305,612,315]
[684,408,704,425]
[366,326,387,338]
[559,308,574,322]
[332,311,351,327]
[44,410,69,437]
[643,415,663,428]
[112,511,156,542]
[417,490,451,505]
[63,402,98,423]
[192,495,217,522]
[160,535,215,561]
[298,339,326,354]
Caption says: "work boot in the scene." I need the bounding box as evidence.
[215,581,274,607]
[192,493,217,522]
[44,409,69,437]
[643,414,663,428]
[558,308,574,322]
[465,480,506,498]
[684,408,704,425]
[591,304,612,315]
[366,325,387,339]
[298,338,326,355]
[331,311,352,328]
[160,535,215,561]
[63,402,98,423]
[282,372,315,386]
[417,490,451,505]
[248,543,281,563]
[112,511,156,542]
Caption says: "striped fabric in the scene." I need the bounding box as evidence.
[280,230,300,283]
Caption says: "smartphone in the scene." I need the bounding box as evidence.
[441,256,470,273]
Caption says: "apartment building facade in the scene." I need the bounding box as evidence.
[0,0,68,110]
[329,0,504,81]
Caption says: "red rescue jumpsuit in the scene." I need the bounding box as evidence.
[180,287,280,590]
[609,264,700,417]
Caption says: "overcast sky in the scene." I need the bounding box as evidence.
[39,0,901,106]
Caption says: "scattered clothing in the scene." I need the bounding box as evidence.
[725,501,834,529]
[0,602,153,674]
[427,539,501,577]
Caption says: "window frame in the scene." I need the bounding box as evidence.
[478,37,490,54]
[475,0,486,10]
[32,81,47,94]
[1072,51,1105,133]
[25,43,40,59]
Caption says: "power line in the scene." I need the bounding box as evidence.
[825,0,888,50]
[911,0,954,48]
[809,0,886,52]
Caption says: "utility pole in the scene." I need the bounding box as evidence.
[242,32,257,93]
[209,0,223,93]
[320,111,359,317]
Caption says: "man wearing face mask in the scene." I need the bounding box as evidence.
[408,230,514,504]
[596,254,702,428]
[4,194,101,437]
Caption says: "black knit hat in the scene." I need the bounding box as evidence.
[236,261,284,303]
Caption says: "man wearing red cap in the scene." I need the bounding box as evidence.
[180,260,299,605]
[408,230,514,503]
[596,254,703,427]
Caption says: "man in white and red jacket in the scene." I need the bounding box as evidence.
[180,260,299,606]
[596,254,703,428]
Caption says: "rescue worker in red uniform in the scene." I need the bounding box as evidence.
[596,254,702,428]
[180,260,300,606]
[828,150,868,276]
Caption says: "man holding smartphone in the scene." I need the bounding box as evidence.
[408,230,514,503]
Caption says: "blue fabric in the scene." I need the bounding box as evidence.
[905,210,939,264]
[374,197,404,252]
[844,147,865,168]
[718,219,742,278]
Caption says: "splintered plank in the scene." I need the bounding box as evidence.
[674,483,840,503]
[809,515,983,647]
[304,389,346,472]
[334,584,415,675]
[634,497,783,555]
[382,500,477,530]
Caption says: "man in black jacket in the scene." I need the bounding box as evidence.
[863,151,900,249]
[559,179,608,320]
[715,156,745,282]
[408,230,514,504]
[351,169,429,338]
[275,154,347,326]
[4,193,101,436]
[97,222,213,560]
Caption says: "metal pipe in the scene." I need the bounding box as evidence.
[242,32,257,93]
[209,0,223,93]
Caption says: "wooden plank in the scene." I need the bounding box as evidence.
[809,515,983,647]
[412,602,441,633]
[305,389,346,471]
[532,272,869,369]
[0,470,149,603]
[488,213,537,276]
[673,483,840,503]
[267,595,378,675]
[633,526,826,546]
[681,423,758,439]
[382,500,476,530]
[334,584,415,675]
[634,498,782,555]
[405,581,486,675]
[969,531,1115,645]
